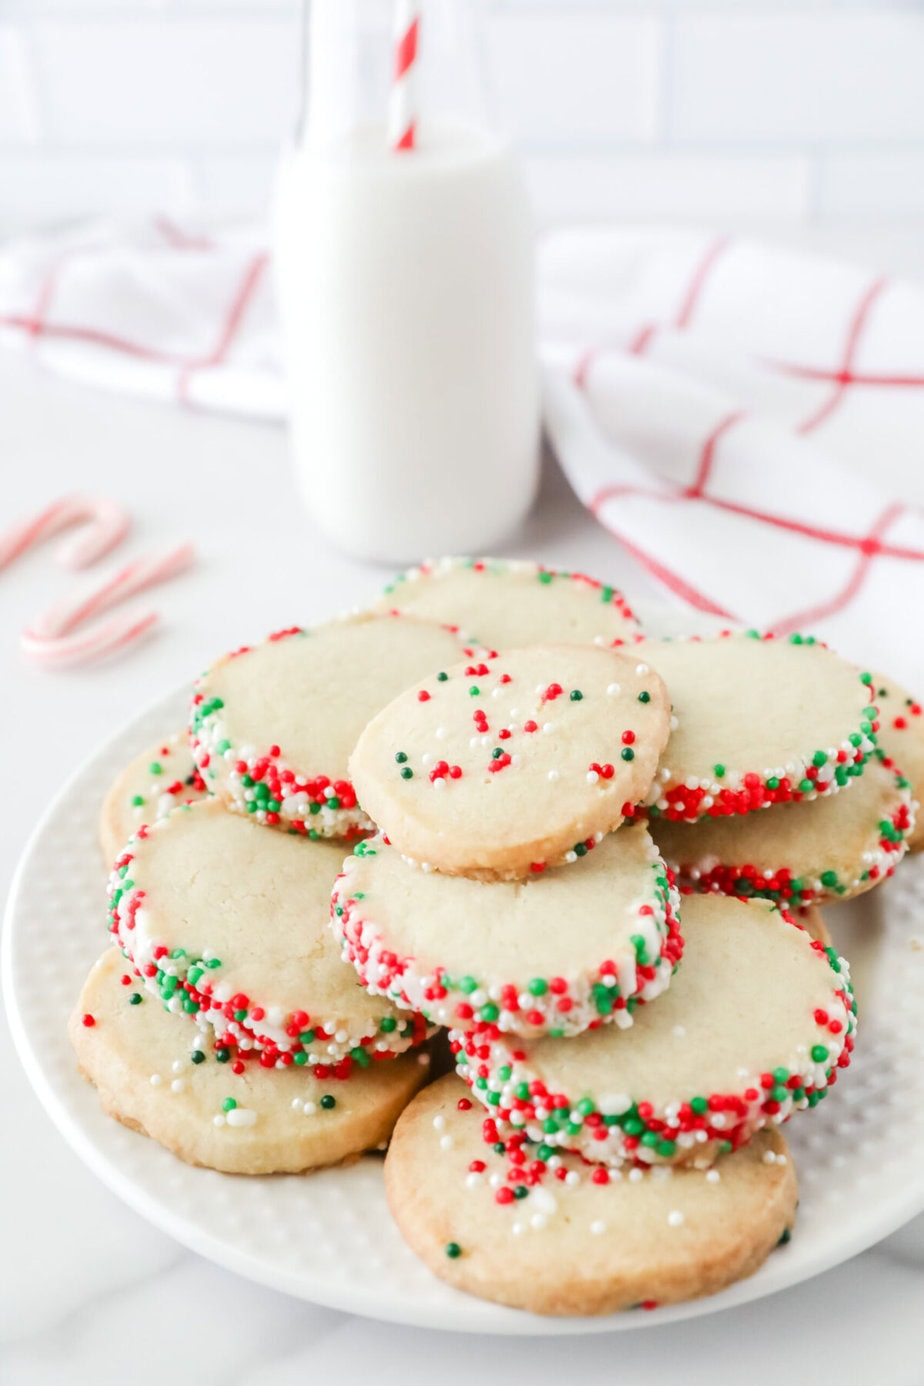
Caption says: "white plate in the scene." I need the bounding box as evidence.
[5,604,924,1334]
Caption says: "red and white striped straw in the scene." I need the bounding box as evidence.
[390,1,420,152]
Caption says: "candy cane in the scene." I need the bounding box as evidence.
[390,1,420,152]
[0,494,130,573]
[21,611,160,669]
[22,542,196,669]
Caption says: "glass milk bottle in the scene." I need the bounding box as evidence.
[273,0,541,563]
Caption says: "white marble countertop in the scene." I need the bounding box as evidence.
[3,225,924,1383]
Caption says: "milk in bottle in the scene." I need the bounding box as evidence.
[273,0,541,562]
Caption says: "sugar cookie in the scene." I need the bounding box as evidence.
[349,645,671,879]
[384,1075,797,1316]
[99,731,208,866]
[374,557,639,648]
[871,671,924,851]
[70,948,431,1175]
[451,894,855,1168]
[190,613,465,839]
[331,823,682,1038]
[627,632,877,822]
[653,752,913,910]
[108,799,428,1073]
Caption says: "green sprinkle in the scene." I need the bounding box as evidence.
[190,1050,205,1064]
[395,751,408,764]
[811,1044,829,1063]
[149,761,163,776]
[320,1094,336,1110]
[479,1003,499,1023]
[445,1242,462,1258]
[538,571,553,585]
[293,1052,308,1066]
[820,870,839,888]
[569,690,583,701]
[778,1227,792,1245]
[129,992,142,1005]
[812,750,827,768]
[799,778,814,793]
[528,977,548,997]
[131,794,145,807]
[713,764,725,778]
[513,1185,529,1199]
[469,686,481,697]
[215,1048,230,1063]
[379,1016,397,1033]
[400,767,414,780]
[638,691,650,703]
[621,747,635,761]
[437,672,448,682]
[458,976,478,995]
[222,1097,237,1112]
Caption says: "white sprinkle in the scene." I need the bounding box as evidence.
[706,1169,721,1184]
[303,1101,317,1116]
[170,1078,185,1094]
[763,1150,778,1165]
[670,715,679,732]
[543,723,555,734]
[465,1172,483,1189]
[171,1059,185,1074]
[565,1170,580,1187]
[433,1114,446,1131]
[435,727,447,739]
[667,1210,685,1227]
[590,1220,606,1235]
[672,1024,686,1038]
[547,769,560,782]
[512,1222,525,1236]
[421,752,432,765]
[586,771,599,785]
[149,1074,162,1087]
[439,1135,454,1151]
[489,1173,503,1189]
[629,1167,644,1183]
[530,1214,548,1231]
[636,663,650,676]
[226,1107,258,1128]
[291,1097,303,1111]
[607,683,621,696]
[213,1114,226,1127]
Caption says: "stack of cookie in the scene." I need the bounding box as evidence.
[330,591,881,1312]
[72,610,480,1174]
[69,556,922,1318]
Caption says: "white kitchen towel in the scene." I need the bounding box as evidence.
[2,219,923,684]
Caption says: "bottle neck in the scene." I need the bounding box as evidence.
[298,0,494,150]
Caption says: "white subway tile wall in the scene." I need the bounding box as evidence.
[2,0,924,231]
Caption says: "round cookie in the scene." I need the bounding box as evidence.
[451,894,855,1168]
[70,948,431,1175]
[190,613,466,839]
[349,645,671,879]
[384,1075,797,1316]
[108,799,428,1073]
[871,671,924,851]
[626,632,878,822]
[99,731,209,866]
[331,823,682,1038]
[373,556,639,649]
[653,751,914,910]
